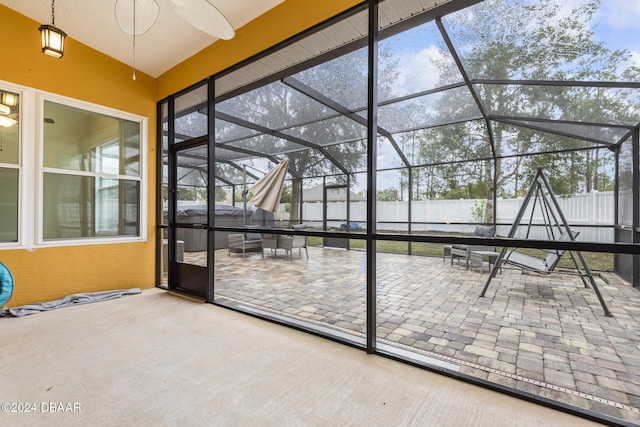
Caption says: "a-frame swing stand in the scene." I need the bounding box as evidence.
[480,168,612,317]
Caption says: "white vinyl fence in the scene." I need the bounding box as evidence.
[301,191,615,242]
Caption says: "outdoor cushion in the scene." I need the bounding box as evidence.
[505,251,548,272]
[504,230,579,273]
[474,225,495,237]
[244,225,263,241]
[451,225,495,252]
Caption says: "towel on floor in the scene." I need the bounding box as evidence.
[6,288,142,317]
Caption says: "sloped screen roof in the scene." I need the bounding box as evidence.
[168,0,639,188]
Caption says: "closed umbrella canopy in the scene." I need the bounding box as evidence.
[249,159,290,213]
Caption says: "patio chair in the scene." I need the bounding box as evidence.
[450,225,495,269]
[278,223,309,260]
[261,233,279,257]
[278,234,308,259]
[228,233,263,257]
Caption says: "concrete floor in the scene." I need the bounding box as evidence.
[201,246,640,425]
[0,288,607,426]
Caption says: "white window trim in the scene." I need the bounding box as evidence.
[0,81,29,250]
[0,79,148,250]
[22,89,36,250]
[36,92,148,247]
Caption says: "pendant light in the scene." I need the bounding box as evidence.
[39,0,67,59]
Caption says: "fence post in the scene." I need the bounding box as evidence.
[591,191,597,229]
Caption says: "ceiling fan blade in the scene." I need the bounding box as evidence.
[115,0,160,36]
[168,0,235,40]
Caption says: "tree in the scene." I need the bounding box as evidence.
[214,186,228,202]
[395,0,639,220]
[377,187,400,201]
[217,43,400,225]
[213,0,638,225]
[177,186,206,201]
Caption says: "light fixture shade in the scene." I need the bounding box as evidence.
[39,24,67,58]
[0,92,18,107]
[0,115,17,127]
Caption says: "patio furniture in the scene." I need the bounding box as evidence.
[278,234,308,259]
[503,230,577,274]
[262,233,280,257]
[450,246,470,266]
[480,168,612,317]
[162,239,184,272]
[468,250,500,273]
[285,223,309,259]
[262,224,309,259]
[173,204,252,251]
[449,225,496,269]
[228,233,262,257]
[442,245,452,262]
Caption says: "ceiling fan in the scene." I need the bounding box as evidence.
[114,0,235,40]
[115,0,235,79]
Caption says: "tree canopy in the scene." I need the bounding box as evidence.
[380,0,638,218]
[206,0,639,224]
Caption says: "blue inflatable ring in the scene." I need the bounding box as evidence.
[0,262,14,307]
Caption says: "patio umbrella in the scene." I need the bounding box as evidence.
[248,159,290,213]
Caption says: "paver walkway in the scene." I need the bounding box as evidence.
[182,247,640,424]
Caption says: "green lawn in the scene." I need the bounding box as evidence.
[306,236,613,271]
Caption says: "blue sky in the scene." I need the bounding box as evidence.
[593,0,640,65]
[372,0,639,194]
[237,0,639,195]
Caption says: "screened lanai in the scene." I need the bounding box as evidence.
[159,0,640,424]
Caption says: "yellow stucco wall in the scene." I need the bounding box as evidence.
[0,5,157,307]
[1,0,360,307]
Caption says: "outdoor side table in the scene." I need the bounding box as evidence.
[469,250,500,272]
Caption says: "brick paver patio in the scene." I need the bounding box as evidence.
[180,246,640,424]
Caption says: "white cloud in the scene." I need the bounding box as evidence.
[598,0,640,29]
[392,46,448,96]
[377,139,402,170]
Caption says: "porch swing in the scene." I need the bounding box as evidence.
[479,168,612,316]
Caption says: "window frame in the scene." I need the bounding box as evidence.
[36,92,147,247]
[0,81,26,249]
[0,80,148,250]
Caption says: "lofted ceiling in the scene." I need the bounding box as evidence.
[0,0,284,78]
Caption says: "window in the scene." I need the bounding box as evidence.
[41,99,144,242]
[0,81,147,249]
[0,89,20,244]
